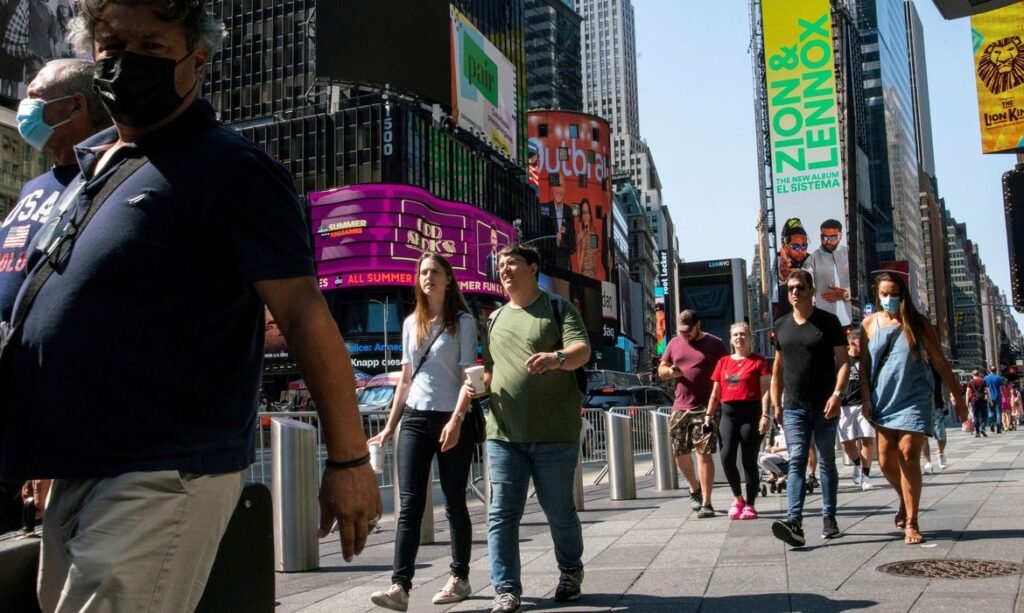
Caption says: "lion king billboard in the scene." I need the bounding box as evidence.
[971,2,1024,154]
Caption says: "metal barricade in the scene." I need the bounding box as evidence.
[605,412,636,500]
[650,410,678,490]
[270,418,319,572]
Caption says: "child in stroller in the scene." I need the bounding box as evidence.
[758,424,789,494]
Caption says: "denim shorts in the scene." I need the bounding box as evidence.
[669,407,717,456]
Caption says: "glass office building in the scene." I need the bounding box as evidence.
[525,0,583,111]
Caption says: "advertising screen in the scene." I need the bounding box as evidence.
[970,2,1024,154]
[0,0,77,100]
[762,0,851,325]
[451,6,518,162]
[310,184,515,298]
[527,111,610,282]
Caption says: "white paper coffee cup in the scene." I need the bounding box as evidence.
[368,442,383,474]
[465,365,486,393]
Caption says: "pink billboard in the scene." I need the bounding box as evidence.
[310,184,516,298]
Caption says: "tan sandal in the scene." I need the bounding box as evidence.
[895,504,906,531]
[904,520,924,544]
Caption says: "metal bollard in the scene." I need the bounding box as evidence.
[573,450,585,511]
[650,411,678,491]
[605,412,636,500]
[391,425,434,545]
[271,418,319,572]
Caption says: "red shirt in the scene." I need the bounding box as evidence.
[711,353,769,403]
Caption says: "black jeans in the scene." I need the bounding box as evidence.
[392,410,476,590]
[718,401,764,505]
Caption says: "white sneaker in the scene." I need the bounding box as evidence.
[371,583,409,612]
[923,462,933,475]
[851,465,862,485]
[860,475,873,491]
[432,575,472,605]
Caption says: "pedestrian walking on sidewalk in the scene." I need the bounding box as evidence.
[1012,386,1022,430]
[769,270,850,547]
[839,329,876,491]
[921,383,952,472]
[1000,381,1013,432]
[859,272,967,545]
[707,322,770,520]
[368,254,481,611]
[984,366,1007,434]
[966,370,990,438]
[472,244,591,613]
[658,309,729,519]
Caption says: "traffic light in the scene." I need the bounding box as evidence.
[1003,164,1024,313]
[955,311,965,326]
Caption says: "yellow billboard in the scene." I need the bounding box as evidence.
[971,2,1024,154]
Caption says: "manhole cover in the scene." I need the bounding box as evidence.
[877,558,1023,579]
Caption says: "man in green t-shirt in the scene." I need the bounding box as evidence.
[473,244,590,613]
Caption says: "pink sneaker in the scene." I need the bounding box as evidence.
[739,506,758,520]
[728,500,745,519]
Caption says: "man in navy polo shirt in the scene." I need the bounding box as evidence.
[0,2,381,610]
[0,58,111,533]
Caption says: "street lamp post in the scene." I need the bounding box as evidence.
[369,297,390,372]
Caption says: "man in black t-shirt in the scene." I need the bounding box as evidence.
[769,270,849,547]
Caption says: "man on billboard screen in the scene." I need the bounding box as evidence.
[805,219,852,326]
[540,174,575,270]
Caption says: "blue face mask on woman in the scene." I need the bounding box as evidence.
[16,95,74,151]
[880,296,900,313]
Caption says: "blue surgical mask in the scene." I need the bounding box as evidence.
[880,296,900,313]
[16,96,73,151]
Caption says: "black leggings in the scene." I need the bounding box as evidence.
[718,401,764,505]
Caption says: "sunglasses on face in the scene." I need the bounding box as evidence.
[787,284,806,293]
[789,243,808,251]
[821,234,841,242]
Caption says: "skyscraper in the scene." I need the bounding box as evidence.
[525,0,583,111]
[856,0,927,306]
[576,0,661,207]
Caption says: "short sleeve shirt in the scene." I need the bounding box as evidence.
[402,312,477,413]
[710,353,769,403]
[483,292,589,443]
[774,307,847,410]
[0,101,315,481]
[661,333,729,410]
[985,374,1006,403]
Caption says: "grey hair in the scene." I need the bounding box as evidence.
[32,59,113,129]
[69,0,225,56]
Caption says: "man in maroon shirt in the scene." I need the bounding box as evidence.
[658,310,729,518]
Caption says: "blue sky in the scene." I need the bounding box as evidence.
[633,1,1023,329]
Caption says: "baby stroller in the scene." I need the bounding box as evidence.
[757,422,789,496]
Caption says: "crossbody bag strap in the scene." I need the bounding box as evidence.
[10,154,149,332]
[410,328,441,381]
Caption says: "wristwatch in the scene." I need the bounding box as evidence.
[554,351,567,366]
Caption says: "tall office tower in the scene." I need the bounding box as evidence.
[576,0,662,207]
[905,0,951,348]
[946,217,986,369]
[525,0,583,111]
[856,0,927,306]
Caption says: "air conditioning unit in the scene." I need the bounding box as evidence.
[931,0,1019,19]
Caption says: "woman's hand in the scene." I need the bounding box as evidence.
[758,415,770,436]
[439,415,462,452]
[367,427,393,447]
[463,379,488,398]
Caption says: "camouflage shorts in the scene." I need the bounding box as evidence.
[669,407,718,456]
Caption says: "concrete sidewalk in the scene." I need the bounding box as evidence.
[276,427,1024,612]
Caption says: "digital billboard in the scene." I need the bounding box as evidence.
[678,259,749,344]
[527,111,610,282]
[0,0,76,100]
[761,0,852,325]
[310,184,516,298]
[970,2,1024,154]
[451,6,518,162]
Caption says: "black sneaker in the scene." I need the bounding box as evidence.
[554,567,584,602]
[771,519,806,547]
[822,516,841,539]
[697,505,715,519]
[689,490,702,511]
[491,590,521,613]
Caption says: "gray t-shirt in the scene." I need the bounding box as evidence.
[402,312,478,412]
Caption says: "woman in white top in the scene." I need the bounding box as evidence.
[368,253,479,611]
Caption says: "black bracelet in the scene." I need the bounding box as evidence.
[324,454,371,470]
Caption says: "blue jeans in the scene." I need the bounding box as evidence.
[783,407,839,523]
[487,440,583,596]
[990,402,1003,433]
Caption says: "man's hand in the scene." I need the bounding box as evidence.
[821,286,846,302]
[774,404,783,426]
[861,401,872,422]
[824,394,841,419]
[318,464,383,562]
[525,352,560,374]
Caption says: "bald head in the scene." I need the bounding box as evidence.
[24,59,111,165]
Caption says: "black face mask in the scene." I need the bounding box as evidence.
[93,50,198,128]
